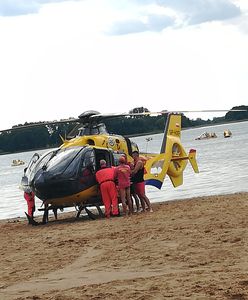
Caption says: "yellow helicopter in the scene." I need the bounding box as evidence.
[16,109,199,223]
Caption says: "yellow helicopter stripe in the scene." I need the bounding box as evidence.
[45,185,99,207]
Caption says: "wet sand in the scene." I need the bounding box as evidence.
[0,192,247,300]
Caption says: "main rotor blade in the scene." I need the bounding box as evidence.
[171,109,246,113]
[0,118,80,134]
[89,109,246,120]
[89,111,163,120]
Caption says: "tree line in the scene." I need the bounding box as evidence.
[0,105,247,154]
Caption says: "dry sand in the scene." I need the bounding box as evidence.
[0,192,247,300]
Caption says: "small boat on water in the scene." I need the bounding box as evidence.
[11,159,25,166]
[195,132,217,140]
[224,130,232,138]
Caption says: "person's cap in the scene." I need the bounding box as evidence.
[100,159,107,167]
[119,156,126,164]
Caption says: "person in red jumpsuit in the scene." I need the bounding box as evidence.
[24,189,39,225]
[24,190,35,218]
[95,159,119,218]
[114,156,133,215]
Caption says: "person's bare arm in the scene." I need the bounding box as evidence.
[132,160,143,175]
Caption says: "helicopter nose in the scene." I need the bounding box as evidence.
[33,168,50,192]
[33,172,45,190]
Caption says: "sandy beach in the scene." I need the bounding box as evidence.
[0,192,247,300]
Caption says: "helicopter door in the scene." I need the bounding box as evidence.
[94,149,114,170]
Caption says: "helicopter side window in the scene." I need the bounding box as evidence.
[90,127,99,135]
[81,149,96,175]
[78,127,90,136]
[98,124,107,134]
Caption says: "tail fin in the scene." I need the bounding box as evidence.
[160,113,181,154]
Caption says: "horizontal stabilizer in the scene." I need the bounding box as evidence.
[188,149,199,173]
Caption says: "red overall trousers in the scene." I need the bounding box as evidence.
[24,191,35,217]
[96,167,118,217]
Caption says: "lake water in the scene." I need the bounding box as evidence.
[0,121,247,220]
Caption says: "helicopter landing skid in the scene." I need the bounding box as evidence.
[37,204,60,224]
[76,204,105,220]
[37,203,105,224]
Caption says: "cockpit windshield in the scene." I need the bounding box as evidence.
[30,146,96,181]
[29,149,58,181]
[45,147,84,177]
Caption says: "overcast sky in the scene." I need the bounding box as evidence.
[0,0,247,130]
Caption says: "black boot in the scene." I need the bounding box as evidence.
[25,212,39,226]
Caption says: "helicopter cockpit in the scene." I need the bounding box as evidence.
[77,123,108,136]
[22,145,117,200]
